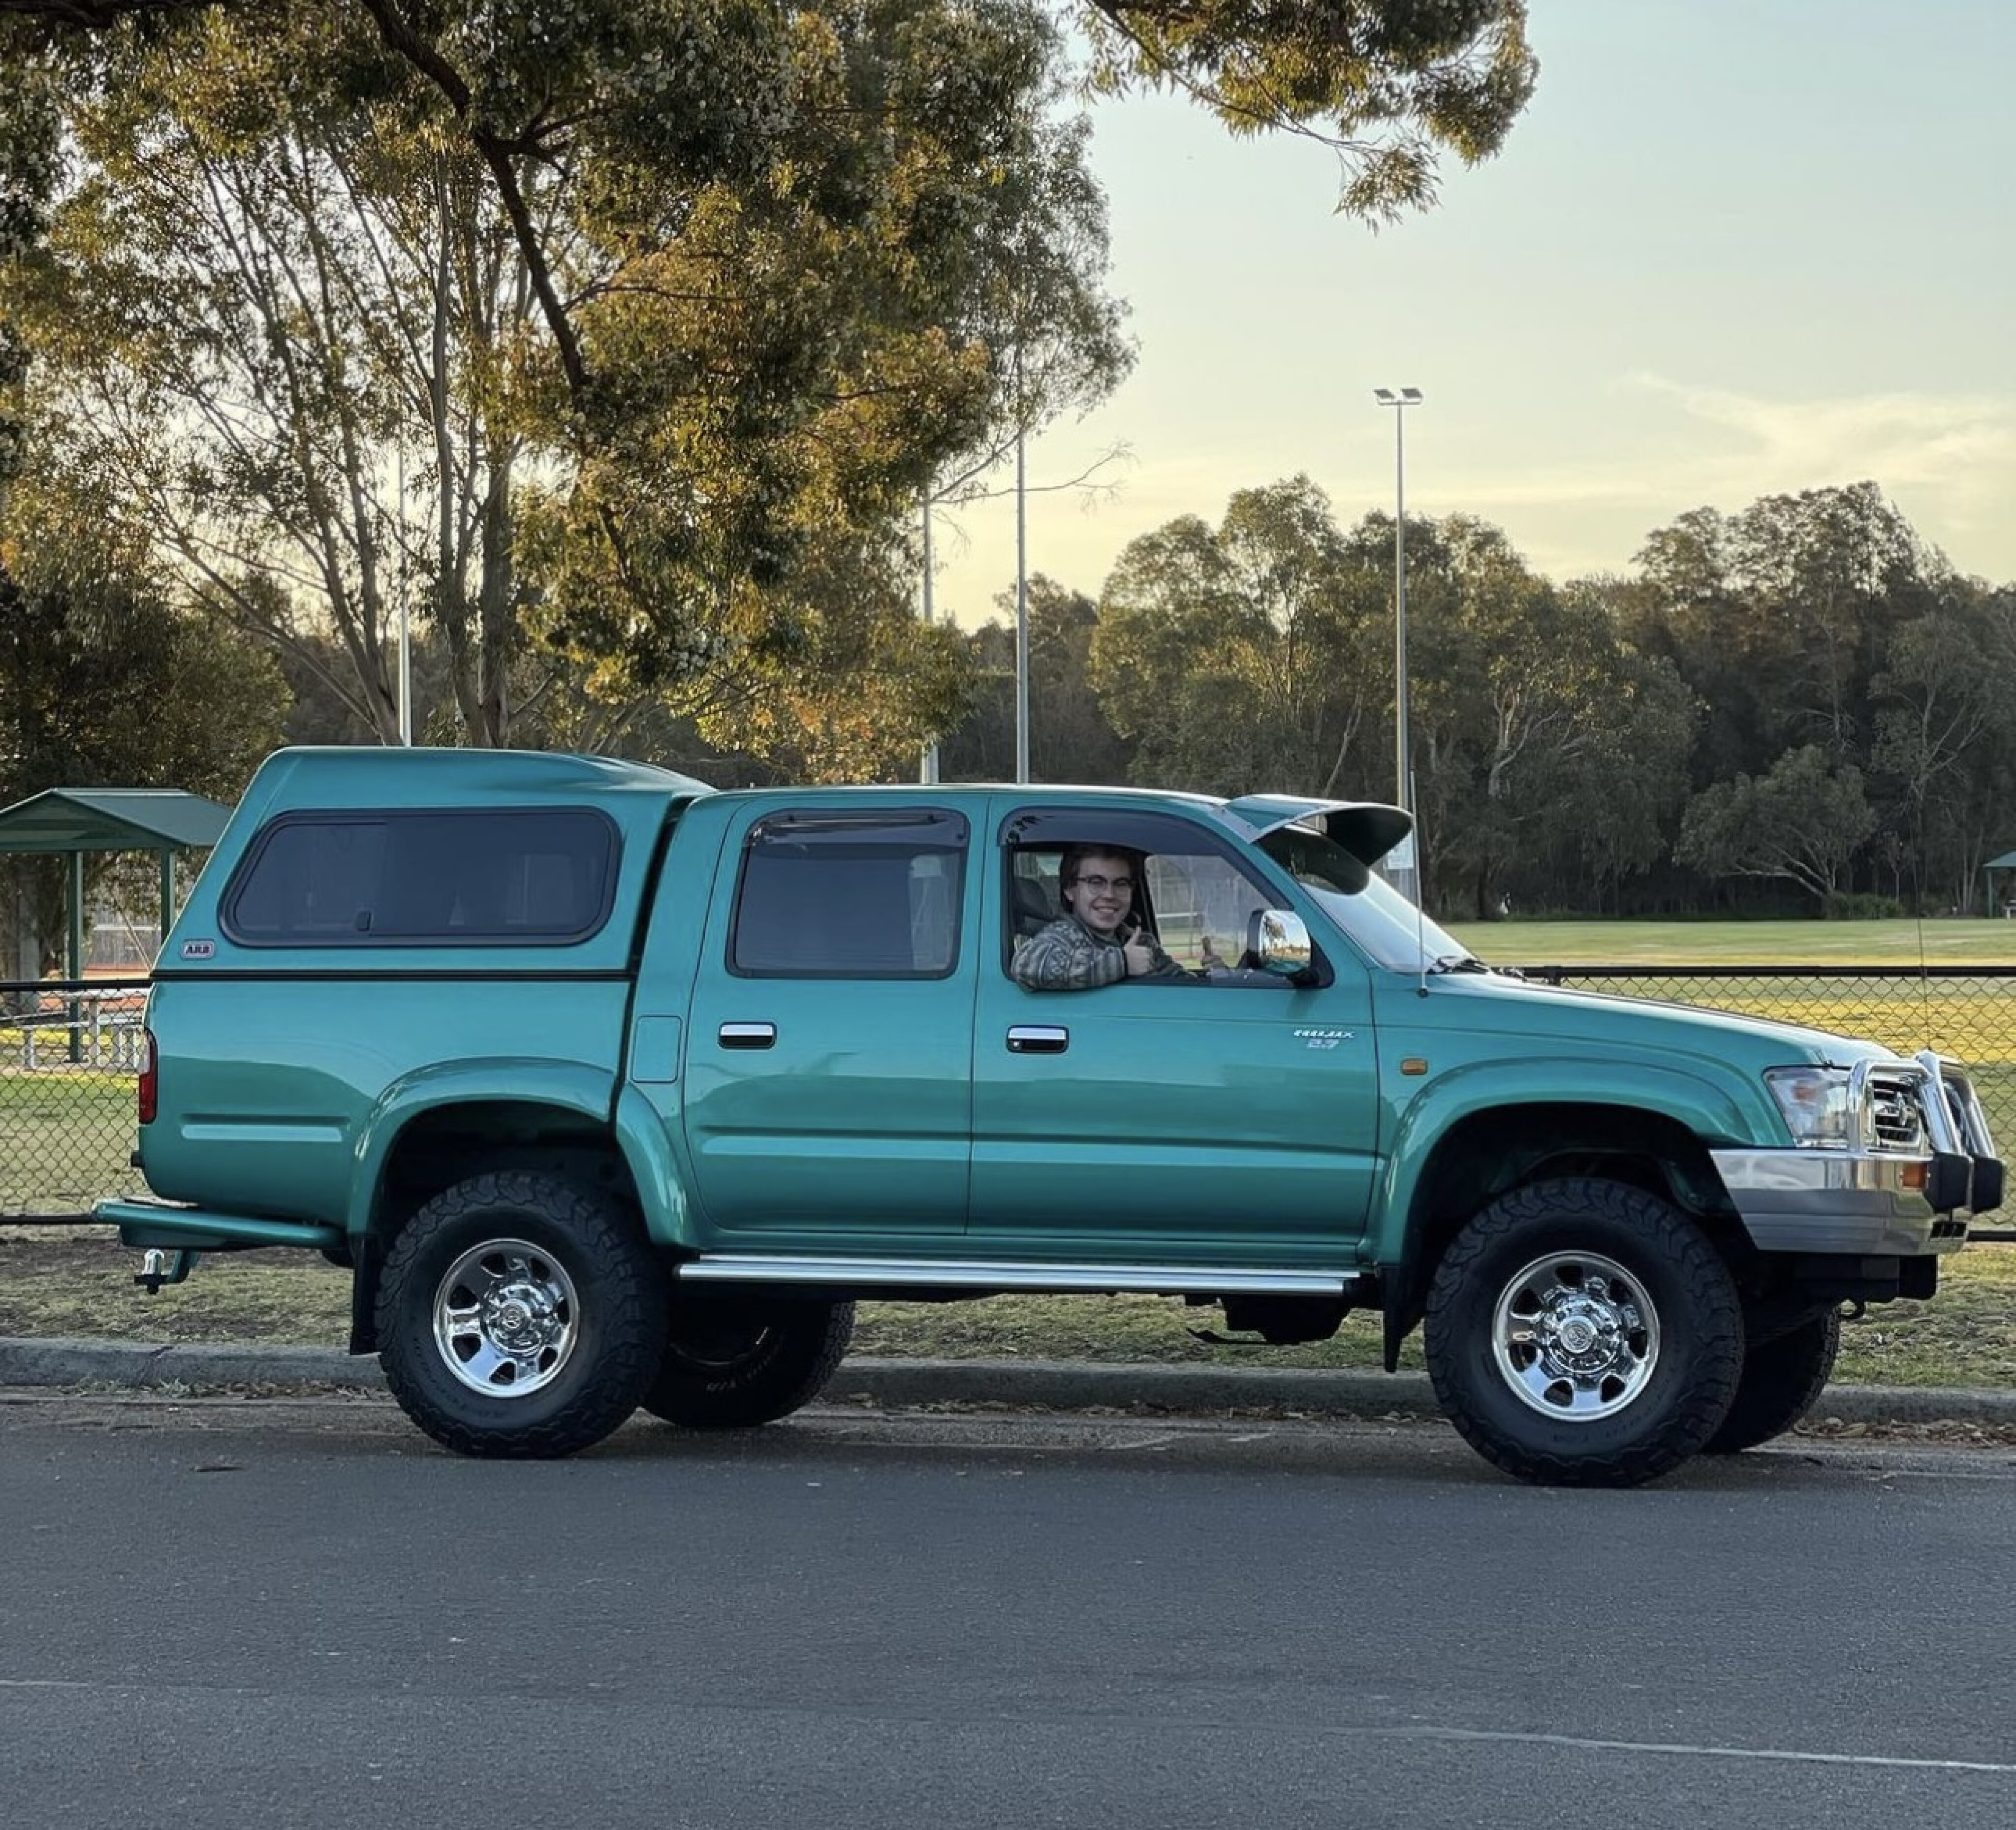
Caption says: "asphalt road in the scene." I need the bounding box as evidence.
[3,1394,2015,1830]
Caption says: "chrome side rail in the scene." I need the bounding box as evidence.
[677,1254,1365,1298]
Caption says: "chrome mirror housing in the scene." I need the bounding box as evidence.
[1247,908,1313,978]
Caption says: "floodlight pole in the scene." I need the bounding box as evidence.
[396,444,412,746]
[1373,387,1422,813]
[1014,346,1030,785]
[920,488,940,784]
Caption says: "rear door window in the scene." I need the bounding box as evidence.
[730,809,968,978]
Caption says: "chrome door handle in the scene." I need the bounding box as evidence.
[1007,1026,1069,1055]
[719,1022,776,1049]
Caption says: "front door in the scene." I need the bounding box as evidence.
[679,803,977,1248]
[971,807,1380,1266]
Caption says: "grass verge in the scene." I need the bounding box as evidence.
[6,1224,2014,1390]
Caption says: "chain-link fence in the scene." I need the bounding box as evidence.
[5,968,2016,1223]
[1515,965,2016,1144]
[1,978,152,1221]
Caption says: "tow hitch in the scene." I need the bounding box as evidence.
[134,1248,200,1294]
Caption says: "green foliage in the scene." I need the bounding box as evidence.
[1091,476,1386,797]
[1821,891,1906,921]
[3,0,1542,778]
[1079,0,1539,219]
[1676,744,1878,906]
[938,574,1134,783]
[11,0,1135,767]
[0,459,291,972]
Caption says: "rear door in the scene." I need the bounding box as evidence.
[678,802,977,1247]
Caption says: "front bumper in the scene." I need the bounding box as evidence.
[1712,1050,2002,1256]
[1709,1149,1976,1254]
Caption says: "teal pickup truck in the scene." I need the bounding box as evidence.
[98,745,2003,1486]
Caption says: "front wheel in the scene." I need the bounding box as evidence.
[376,1171,668,1458]
[640,1293,855,1429]
[1701,1308,1841,1454]
[1423,1177,1743,1488]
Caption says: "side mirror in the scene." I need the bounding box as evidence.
[1246,908,1314,979]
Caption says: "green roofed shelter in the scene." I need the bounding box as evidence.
[1984,851,2016,918]
[0,789,233,1052]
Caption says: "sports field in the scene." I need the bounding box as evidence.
[1446,916,2016,968]
[1440,919,2016,1137]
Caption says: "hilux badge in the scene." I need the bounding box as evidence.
[1294,1027,1350,1049]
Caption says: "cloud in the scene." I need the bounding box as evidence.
[1434,377,2016,581]
[929,378,2016,618]
[1625,374,2016,511]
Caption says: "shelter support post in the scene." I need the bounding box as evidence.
[67,850,83,1064]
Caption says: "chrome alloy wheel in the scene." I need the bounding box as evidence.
[1490,1250,1660,1420]
[432,1237,580,1398]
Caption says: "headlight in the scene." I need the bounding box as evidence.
[1764,1066,1855,1148]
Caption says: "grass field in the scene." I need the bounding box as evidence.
[1447,916,2016,967]
[0,1071,146,1214]
[4,1225,2013,1391]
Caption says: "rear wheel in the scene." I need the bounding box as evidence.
[641,1293,855,1429]
[1423,1177,1743,1488]
[1701,1308,1841,1454]
[376,1171,667,1458]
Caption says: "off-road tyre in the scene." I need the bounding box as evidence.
[640,1294,855,1429]
[1701,1307,1841,1454]
[1423,1176,1743,1488]
[376,1171,668,1458]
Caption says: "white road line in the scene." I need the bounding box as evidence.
[0,1679,92,1690]
[1400,1726,2016,1774]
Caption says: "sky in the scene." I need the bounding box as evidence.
[925,0,2016,629]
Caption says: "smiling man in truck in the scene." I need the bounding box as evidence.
[1010,844,1195,990]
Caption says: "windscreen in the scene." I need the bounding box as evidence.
[1258,824,1467,972]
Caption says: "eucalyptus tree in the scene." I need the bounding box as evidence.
[1078,0,1537,218]
[1723,481,1935,767]
[16,15,532,744]
[7,1,1134,760]
[1630,482,1945,790]
[940,574,1134,783]
[1675,744,1878,910]
[1340,514,1659,916]
[3,1,1539,765]
[1870,579,2016,911]
[0,459,289,974]
[1539,576,1696,915]
[1090,476,1388,798]
[0,28,60,508]
[3,2,1540,226]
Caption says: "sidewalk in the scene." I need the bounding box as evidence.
[4,1335,2016,1427]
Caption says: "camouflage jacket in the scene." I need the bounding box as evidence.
[1009,914,1194,992]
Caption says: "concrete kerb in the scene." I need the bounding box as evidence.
[2,1336,2015,1428]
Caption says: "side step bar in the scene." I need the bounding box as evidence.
[677,1254,1370,1299]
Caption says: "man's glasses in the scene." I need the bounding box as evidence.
[1074,874,1134,894]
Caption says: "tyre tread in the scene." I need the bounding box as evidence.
[1701,1307,1840,1454]
[642,1298,855,1429]
[1423,1177,1742,1488]
[377,1170,666,1459]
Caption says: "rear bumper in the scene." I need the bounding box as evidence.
[94,1198,344,1254]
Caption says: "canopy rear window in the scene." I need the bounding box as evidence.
[221,807,620,947]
